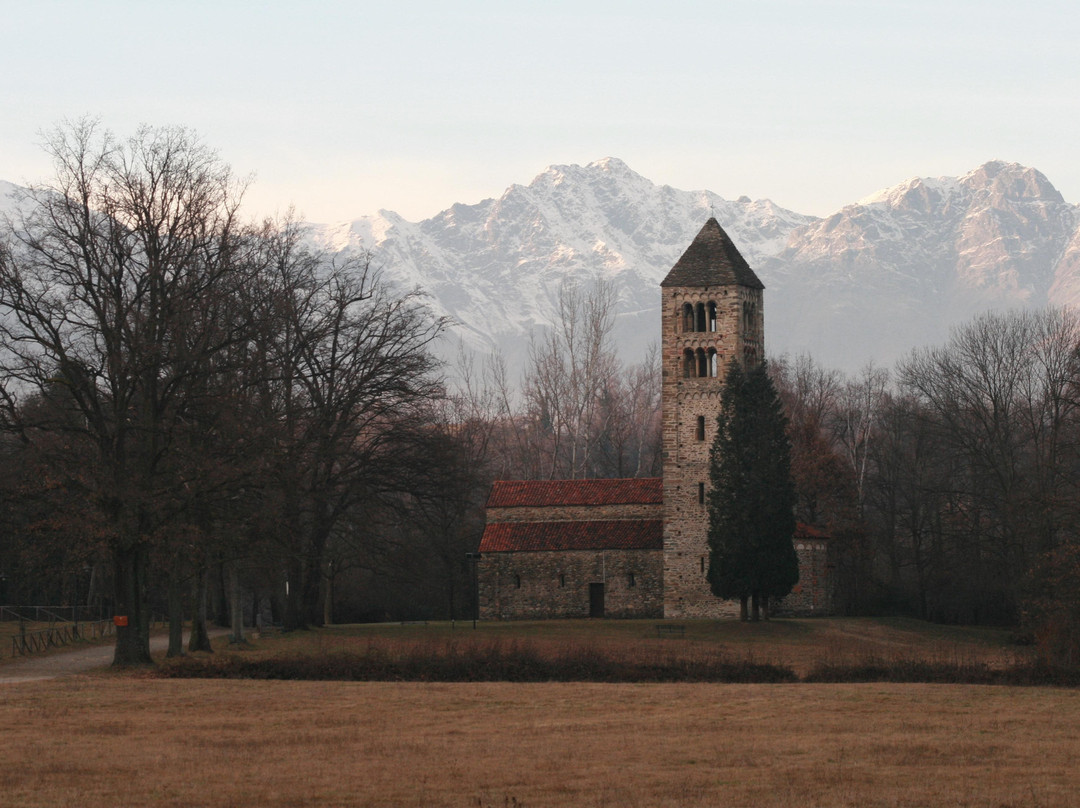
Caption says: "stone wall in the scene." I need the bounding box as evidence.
[478,549,664,620]
[775,540,832,617]
[661,284,763,618]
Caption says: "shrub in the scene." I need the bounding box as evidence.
[158,636,798,683]
[1022,543,1080,671]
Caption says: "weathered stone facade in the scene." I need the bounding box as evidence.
[477,219,832,621]
[774,532,832,616]
[479,549,663,620]
[477,479,664,620]
[661,220,766,618]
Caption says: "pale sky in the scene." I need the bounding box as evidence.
[2,1,1077,223]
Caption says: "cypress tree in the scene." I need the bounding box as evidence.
[707,360,798,620]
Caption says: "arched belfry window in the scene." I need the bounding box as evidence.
[708,348,718,377]
[682,303,694,333]
[696,348,708,378]
[707,301,717,332]
[695,303,706,332]
[742,300,757,334]
[683,348,695,378]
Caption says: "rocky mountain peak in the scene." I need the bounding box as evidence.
[961,160,1064,204]
[4,160,1078,376]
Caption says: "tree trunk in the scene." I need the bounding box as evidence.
[189,567,213,653]
[740,595,749,622]
[111,543,154,667]
[750,592,761,622]
[302,539,328,627]
[323,562,334,627]
[762,595,771,621]
[166,572,185,658]
[229,562,245,644]
[283,555,306,631]
[252,590,261,633]
[270,588,284,627]
[213,560,230,627]
[448,574,456,623]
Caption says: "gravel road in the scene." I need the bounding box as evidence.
[0,630,226,684]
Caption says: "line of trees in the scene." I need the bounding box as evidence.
[480,278,663,482]
[772,308,1080,659]
[4,121,1079,666]
[0,124,664,666]
[0,122,465,664]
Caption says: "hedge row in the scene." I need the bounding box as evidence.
[159,641,796,683]
[156,640,1080,686]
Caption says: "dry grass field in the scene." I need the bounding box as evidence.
[0,618,1073,807]
[1,677,1078,807]
[204,616,1031,679]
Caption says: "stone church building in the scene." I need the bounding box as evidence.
[477,218,832,620]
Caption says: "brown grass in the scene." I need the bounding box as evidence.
[0,676,1077,807]
[180,617,1030,680]
[0,619,1060,806]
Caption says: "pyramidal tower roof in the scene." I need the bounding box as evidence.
[660,217,764,289]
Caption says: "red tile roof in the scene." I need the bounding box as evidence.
[795,523,829,539]
[486,478,663,508]
[479,520,663,553]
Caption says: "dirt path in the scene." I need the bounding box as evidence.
[0,630,229,684]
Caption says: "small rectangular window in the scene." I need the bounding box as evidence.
[696,415,706,441]
[628,572,636,588]
[559,573,566,588]
[698,482,705,504]
[514,574,521,589]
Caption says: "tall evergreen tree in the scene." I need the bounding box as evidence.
[707,360,799,620]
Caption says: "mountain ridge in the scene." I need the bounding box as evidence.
[4,160,1078,373]
[298,157,1080,372]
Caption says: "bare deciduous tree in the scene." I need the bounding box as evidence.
[897,308,1080,621]
[522,278,618,479]
[247,221,447,629]
[0,121,253,665]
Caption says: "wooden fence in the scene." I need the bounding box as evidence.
[0,605,108,623]
[9,619,115,657]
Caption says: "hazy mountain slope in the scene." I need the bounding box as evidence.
[5,160,1079,375]
[306,158,817,369]
[760,161,1079,368]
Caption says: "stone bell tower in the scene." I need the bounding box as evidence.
[661,218,764,618]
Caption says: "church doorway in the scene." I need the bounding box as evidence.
[589,583,605,617]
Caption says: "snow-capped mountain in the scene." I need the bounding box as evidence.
[759,161,1080,368]
[306,158,1080,373]
[5,160,1079,375]
[305,158,817,371]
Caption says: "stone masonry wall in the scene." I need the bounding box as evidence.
[478,549,663,620]
[662,285,763,618]
[775,540,832,617]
